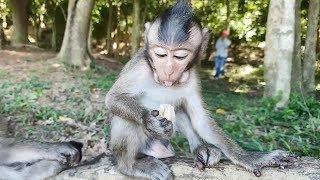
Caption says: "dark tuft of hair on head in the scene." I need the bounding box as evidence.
[158,0,200,45]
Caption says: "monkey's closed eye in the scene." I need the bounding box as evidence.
[174,55,187,60]
[155,53,167,58]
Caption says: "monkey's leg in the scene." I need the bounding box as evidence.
[175,111,222,170]
[110,116,173,180]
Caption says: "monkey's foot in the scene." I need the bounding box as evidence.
[120,156,173,180]
[193,145,222,170]
[243,150,297,177]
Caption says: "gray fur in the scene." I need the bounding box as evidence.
[158,0,194,44]
[0,139,82,180]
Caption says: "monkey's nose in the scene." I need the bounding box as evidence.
[164,68,174,77]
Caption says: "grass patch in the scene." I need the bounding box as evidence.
[0,76,51,115]
[0,68,7,78]
[206,92,319,157]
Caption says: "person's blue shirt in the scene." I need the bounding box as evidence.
[215,37,231,58]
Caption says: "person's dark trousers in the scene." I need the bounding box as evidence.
[214,56,227,78]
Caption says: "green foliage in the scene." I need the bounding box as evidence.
[34,106,61,120]
[207,94,320,157]
[193,0,269,42]
[171,133,191,156]
[0,0,10,22]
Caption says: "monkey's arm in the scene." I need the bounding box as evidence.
[185,93,294,176]
[184,94,247,159]
[0,139,82,165]
[106,92,173,140]
[105,53,155,125]
[0,160,66,180]
[0,140,82,180]
[106,92,148,125]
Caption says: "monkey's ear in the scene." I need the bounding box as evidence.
[199,27,210,60]
[144,22,152,42]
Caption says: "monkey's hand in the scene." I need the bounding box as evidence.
[47,141,83,166]
[240,150,297,177]
[144,110,174,139]
[193,144,222,170]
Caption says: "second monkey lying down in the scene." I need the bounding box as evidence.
[105,0,296,180]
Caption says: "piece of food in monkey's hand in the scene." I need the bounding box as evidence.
[159,104,175,122]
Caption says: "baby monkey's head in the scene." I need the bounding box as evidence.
[145,0,209,87]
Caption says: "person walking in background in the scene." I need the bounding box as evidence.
[214,30,231,78]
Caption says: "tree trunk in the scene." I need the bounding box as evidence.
[291,0,302,93]
[317,27,320,56]
[9,0,29,46]
[302,0,320,93]
[56,0,94,70]
[0,19,4,49]
[131,0,141,56]
[105,1,114,55]
[264,0,295,108]
[52,3,67,51]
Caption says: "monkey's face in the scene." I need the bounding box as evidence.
[149,45,194,87]
[146,22,204,87]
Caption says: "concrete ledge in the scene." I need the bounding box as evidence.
[53,155,320,180]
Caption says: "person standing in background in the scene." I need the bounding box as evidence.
[214,30,231,78]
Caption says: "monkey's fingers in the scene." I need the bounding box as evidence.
[253,169,262,177]
[193,147,209,170]
[194,152,206,170]
[194,160,205,170]
[151,110,160,117]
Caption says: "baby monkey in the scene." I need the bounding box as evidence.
[106,0,295,180]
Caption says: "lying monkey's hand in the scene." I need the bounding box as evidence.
[144,110,174,139]
[49,141,83,165]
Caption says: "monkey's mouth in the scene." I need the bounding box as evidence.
[163,81,174,87]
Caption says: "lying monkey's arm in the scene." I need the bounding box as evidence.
[0,140,82,165]
[0,140,82,180]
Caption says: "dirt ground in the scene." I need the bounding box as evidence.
[0,48,121,161]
